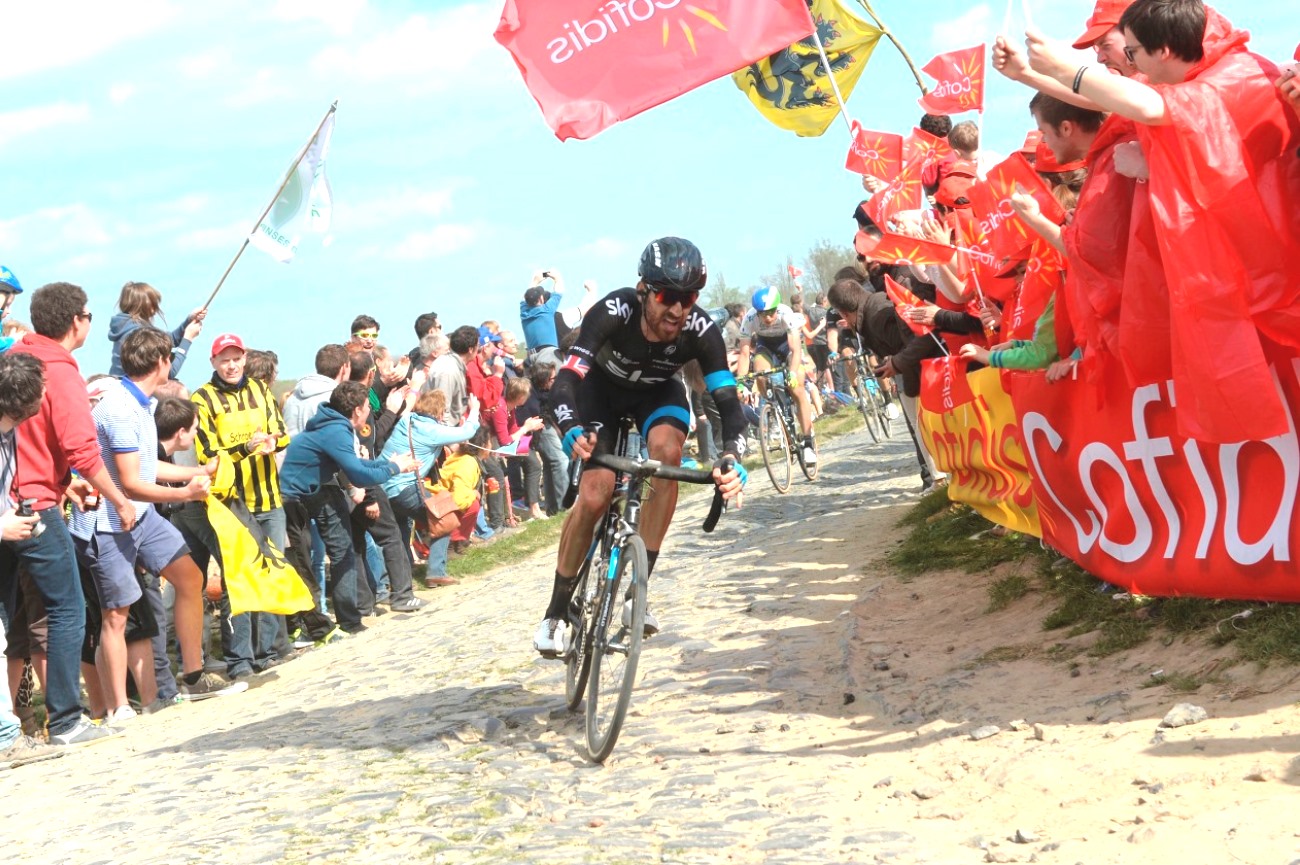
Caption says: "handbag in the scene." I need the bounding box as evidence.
[410,427,459,539]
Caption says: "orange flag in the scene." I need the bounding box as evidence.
[883,274,933,336]
[917,44,985,115]
[846,122,903,180]
[869,231,956,267]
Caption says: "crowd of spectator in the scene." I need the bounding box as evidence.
[3,0,1296,769]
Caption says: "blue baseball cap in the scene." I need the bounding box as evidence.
[477,325,501,346]
[0,266,22,293]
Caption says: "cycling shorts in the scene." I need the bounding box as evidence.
[575,368,692,458]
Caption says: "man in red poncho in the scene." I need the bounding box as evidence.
[1027,0,1300,443]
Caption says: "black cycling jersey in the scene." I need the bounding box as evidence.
[550,287,748,458]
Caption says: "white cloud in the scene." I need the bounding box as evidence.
[338,186,461,232]
[0,102,91,147]
[577,238,629,260]
[0,204,114,252]
[108,83,137,105]
[931,5,993,51]
[310,4,513,94]
[0,1,179,81]
[271,0,367,36]
[224,68,298,109]
[176,221,247,251]
[390,223,479,260]
[179,48,231,80]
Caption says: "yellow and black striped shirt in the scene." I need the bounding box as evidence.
[192,376,290,513]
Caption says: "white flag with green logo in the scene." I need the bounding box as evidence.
[249,113,334,263]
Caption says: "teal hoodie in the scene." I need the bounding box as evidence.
[279,404,398,500]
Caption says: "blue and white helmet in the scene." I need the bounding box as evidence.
[0,266,21,293]
[751,285,781,312]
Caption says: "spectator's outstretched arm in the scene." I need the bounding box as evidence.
[1026,28,1168,125]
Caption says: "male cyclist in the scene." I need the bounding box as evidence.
[735,286,818,466]
[534,237,747,657]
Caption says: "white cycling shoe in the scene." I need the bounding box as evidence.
[622,599,660,637]
[802,442,819,464]
[533,617,571,658]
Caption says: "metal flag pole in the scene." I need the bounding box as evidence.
[809,27,856,137]
[202,99,338,313]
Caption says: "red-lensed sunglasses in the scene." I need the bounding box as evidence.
[649,286,699,308]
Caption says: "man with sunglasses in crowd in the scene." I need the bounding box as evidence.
[533,237,747,657]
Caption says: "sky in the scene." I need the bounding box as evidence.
[1,0,1293,389]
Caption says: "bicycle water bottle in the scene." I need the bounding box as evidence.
[622,430,642,460]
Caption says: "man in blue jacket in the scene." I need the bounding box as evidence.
[280,381,419,638]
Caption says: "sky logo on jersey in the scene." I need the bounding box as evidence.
[685,311,713,337]
[562,355,591,378]
[605,296,632,320]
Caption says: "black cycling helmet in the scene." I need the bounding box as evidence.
[638,237,707,292]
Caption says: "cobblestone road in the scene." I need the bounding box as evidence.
[11,423,1298,865]
[2,426,931,865]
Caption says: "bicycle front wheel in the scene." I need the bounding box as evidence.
[856,378,882,443]
[564,550,598,712]
[586,533,648,763]
[758,400,793,493]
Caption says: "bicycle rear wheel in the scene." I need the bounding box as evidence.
[856,378,881,443]
[873,387,894,440]
[759,400,792,493]
[586,533,648,762]
[564,550,598,712]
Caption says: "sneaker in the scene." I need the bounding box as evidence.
[1,734,65,768]
[143,696,182,715]
[50,717,124,747]
[315,627,350,647]
[104,705,137,727]
[290,629,314,650]
[533,617,571,658]
[390,597,429,612]
[177,672,249,701]
[622,599,660,637]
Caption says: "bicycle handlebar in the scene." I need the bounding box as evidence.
[560,450,731,533]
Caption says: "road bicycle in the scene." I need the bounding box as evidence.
[840,355,893,443]
[743,368,818,494]
[560,420,727,762]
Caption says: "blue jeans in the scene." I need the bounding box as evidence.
[4,510,86,735]
[303,488,364,632]
[389,484,451,578]
[534,426,569,514]
[364,534,388,600]
[219,508,286,675]
[308,519,327,612]
[0,617,19,748]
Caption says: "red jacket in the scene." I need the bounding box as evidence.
[10,334,106,510]
[465,358,510,446]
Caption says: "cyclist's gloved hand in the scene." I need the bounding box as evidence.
[561,426,584,459]
[712,455,746,502]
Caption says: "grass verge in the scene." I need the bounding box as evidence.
[890,492,1300,671]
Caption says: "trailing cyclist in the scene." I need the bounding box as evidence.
[534,237,747,657]
[735,286,818,466]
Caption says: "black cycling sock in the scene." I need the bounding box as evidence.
[646,549,659,578]
[545,572,578,620]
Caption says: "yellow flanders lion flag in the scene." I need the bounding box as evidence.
[732,0,882,136]
[206,459,313,616]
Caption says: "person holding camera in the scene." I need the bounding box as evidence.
[6,282,140,747]
[519,269,565,367]
[0,352,65,763]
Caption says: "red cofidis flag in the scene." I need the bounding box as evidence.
[496,0,816,141]
[917,44,985,115]
[846,122,903,180]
